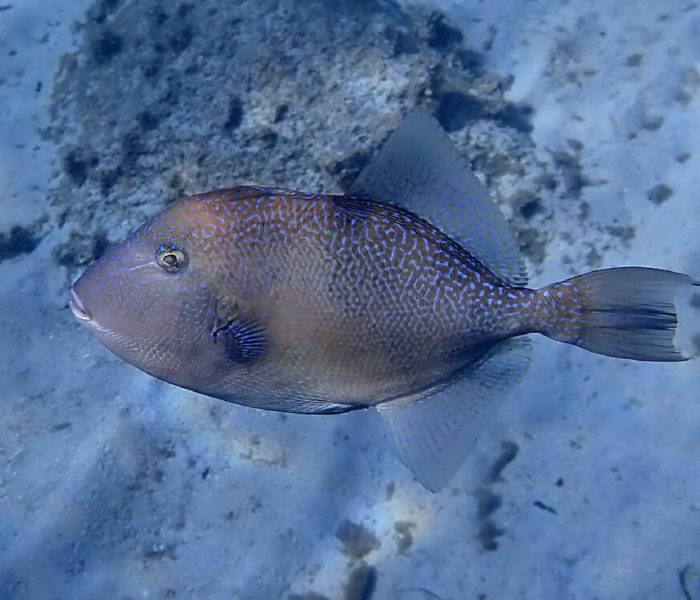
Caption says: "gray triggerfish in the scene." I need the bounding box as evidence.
[69,109,698,492]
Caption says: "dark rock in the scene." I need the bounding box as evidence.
[224,96,244,131]
[393,521,414,554]
[489,440,519,481]
[63,148,97,187]
[330,150,373,192]
[437,91,485,132]
[427,13,463,51]
[520,199,541,219]
[335,520,380,559]
[499,102,534,133]
[551,150,588,198]
[52,231,109,269]
[476,489,502,519]
[647,183,673,205]
[516,227,546,263]
[169,26,192,54]
[87,0,122,25]
[344,565,377,600]
[137,110,160,131]
[91,29,123,64]
[274,104,289,123]
[0,225,42,262]
[477,520,504,551]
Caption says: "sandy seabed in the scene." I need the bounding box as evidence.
[1,1,699,598]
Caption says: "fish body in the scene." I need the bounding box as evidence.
[73,187,535,412]
[70,110,697,491]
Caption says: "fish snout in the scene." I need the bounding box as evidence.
[68,287,92,321]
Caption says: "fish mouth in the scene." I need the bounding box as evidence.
[68,287,92,321]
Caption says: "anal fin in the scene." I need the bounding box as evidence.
[376,337,531,492]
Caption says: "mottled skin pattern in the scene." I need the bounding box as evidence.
[73,187,573,414]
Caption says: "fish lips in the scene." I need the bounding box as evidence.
[68,287,92,322]
[68,284,145,368]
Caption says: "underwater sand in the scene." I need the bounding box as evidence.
[1,0,699,598]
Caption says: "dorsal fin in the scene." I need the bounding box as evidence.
[349,109,527,286]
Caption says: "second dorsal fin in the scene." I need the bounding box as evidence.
[349,109,527,286]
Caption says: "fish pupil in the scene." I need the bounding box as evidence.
[157,248,185,273]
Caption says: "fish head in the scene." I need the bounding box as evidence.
[69,197,229,387]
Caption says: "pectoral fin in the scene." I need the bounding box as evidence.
[210,299,267,362]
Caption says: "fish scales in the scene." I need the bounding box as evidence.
[143,188,534,405]
[69,109,698,491]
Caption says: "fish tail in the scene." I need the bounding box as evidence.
[538,267,698,361]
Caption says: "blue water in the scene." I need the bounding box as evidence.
[1,1,699,598]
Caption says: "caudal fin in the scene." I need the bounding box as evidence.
[546,267,697,362]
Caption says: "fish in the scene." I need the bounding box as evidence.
[69,109,698,492]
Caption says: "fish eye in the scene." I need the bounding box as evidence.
[156,248,186,273]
